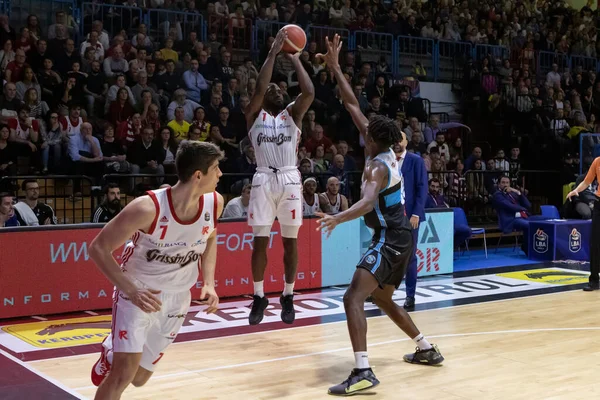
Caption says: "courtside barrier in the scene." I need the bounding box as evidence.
[0,210,454,319]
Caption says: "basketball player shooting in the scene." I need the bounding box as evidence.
[315,35,444,396]
[246,28,314,325]
[88,141,224,400]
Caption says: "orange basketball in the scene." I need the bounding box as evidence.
[281,24,307,54]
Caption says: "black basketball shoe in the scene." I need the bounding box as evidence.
[280,294,295,324]
[248,295,269,325]
[328,368,380,396]
[403,344,444,366]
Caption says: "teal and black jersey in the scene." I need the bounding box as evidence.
[363,149,412,233]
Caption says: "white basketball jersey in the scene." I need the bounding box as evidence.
[120,187,217,293]
[61,116,83,137]
[302,193,320,216]
[326,193,341,214]
[249,106,301,169]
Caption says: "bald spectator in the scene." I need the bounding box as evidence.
[54,39,80,77]
[68,122,103,194]
[198,50,219,83]
[465,147,486,171]
[0,83,20,118]
[103,46,129,78]
[304,124,337,155]
[5,48,26,83]
[47,24,67,55]
[319,176,349,214]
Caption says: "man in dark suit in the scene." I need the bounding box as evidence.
[492,175,531,234]
[396,133,427,310]
[492,175,542,255]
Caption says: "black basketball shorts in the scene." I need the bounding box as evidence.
[357,228,414,289]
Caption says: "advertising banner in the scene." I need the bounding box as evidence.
[554,221,591,261]
[528,219,591,262]
[0,220,322,319]
[320,210,454,286]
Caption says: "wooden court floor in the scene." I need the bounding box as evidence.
[26,290,600,400]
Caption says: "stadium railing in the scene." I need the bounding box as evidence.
[147,9,206,44]
[536,51,570,82]
[473,44,510,64]
[353,31,394,69]
[395,35,435,81]
[5,0,600,83]
[1,174,95,224]
[436,40,472,82]
[102,170,363,208]
[80,2,143,40]
[4,0,76,29]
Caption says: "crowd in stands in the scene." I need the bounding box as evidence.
[0,0,598,228]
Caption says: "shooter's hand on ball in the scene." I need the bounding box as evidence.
[270,29,287,55]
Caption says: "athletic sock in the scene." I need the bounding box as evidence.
[254,281,264,298]
[354,351,370,369]
[412,333,432,350]
[282,282,295,296]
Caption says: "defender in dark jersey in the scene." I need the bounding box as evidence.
[316,35,444,397]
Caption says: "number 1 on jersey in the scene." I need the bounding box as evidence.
[159,225,168,240]
[291,209,296,220]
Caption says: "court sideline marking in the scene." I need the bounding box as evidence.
[72,326,600,392]
[26,288,584,364]
[0,349,87,400]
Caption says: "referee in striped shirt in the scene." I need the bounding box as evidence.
[91,183,122,223]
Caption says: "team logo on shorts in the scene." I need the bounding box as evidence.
[365,254,376,264]
[205,212,210,221]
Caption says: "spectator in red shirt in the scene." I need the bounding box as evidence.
[5,48,26,83]
[107,88,135,127]
[304,124,337,156]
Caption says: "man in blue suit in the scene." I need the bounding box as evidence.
[492,175,544,255]
[396,134,427,310]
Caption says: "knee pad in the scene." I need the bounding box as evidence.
[252,225,272,237]
[281,225,300,239]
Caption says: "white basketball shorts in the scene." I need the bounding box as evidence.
[104,284,191,371]
[248,167,302,227]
